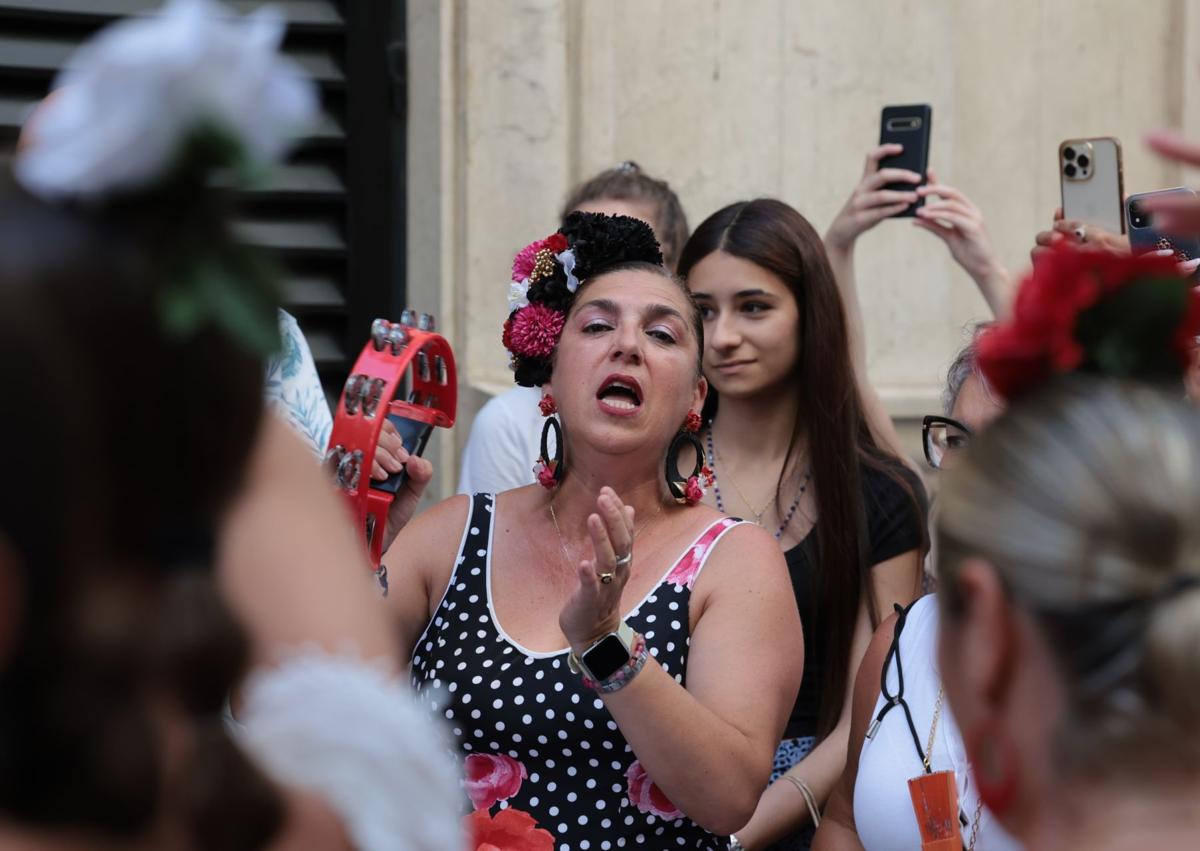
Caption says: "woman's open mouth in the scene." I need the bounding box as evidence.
[596,374,644,415]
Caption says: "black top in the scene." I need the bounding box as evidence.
[782,462,927,740]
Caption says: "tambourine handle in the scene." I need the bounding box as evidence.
[326,315,458,587]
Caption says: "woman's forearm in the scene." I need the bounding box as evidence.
[823,241,868,382]
[732,721,850,849]
[601,659,776,837]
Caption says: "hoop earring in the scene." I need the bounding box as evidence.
[535,416,564,489]
[665,431,709,505]
[967,718,1020,819]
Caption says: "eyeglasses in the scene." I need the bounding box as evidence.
[922,415,972,470]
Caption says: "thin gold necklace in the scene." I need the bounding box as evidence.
[547,498,664,570]
[926,686,985,851]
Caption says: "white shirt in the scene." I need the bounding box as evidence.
[854,595,1022,851]
[457,385,544,494]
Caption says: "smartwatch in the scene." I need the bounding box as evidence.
[568,621,636,682]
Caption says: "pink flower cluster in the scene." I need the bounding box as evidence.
[512,233,568,282]
[506,302,565,359]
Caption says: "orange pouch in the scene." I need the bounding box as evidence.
[908,769,962,851]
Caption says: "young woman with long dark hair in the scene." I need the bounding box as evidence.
[678,199,928,850]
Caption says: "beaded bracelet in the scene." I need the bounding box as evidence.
[581,633,650,694]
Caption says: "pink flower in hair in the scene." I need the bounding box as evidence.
[512,242,540,282]
[507,303,565,358]
[512,233,569,282]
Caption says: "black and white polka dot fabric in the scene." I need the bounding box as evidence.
[412,494,745,850]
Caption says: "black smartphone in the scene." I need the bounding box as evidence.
[371,411,434,495]
[879,104,932,217]
[1126,188,1200,279]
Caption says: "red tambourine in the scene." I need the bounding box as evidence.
[326,312,457,591]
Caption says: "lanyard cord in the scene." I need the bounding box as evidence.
[866,601,932,772]
[867,601,977,849]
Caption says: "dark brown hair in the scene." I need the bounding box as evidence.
[678,198,926,735]
[561,162,689,272]
[0,177,283,848]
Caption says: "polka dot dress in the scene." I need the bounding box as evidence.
[412,494,745,850]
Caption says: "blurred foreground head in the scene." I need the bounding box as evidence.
[935,244,1200,834]
[0,0,316,845]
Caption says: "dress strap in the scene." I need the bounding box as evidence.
[663,517,746,590]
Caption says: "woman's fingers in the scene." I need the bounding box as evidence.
[860,188,920,209]
[916,200,978,225]
[863,143,904,176]
[863,167,923,192]
[917,183,976,213]
[1146,129,1200,168]
[912,217,957,240]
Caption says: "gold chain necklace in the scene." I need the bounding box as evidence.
[926,686,985,851]
[711,442,774,522]
[547,499,664,571]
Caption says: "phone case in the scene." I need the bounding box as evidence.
[879,104,932,217]
[1059,137,1124,234]
[1126,188,1200,279]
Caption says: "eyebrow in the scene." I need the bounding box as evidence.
[575,298,687,324]
[690,288,777,301]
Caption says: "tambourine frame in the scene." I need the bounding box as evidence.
[326,317,457,588]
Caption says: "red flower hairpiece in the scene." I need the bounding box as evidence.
[977,244,1200,400]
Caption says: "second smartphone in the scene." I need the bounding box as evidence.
[1126,188,1200,277]
[1059,137,1125,234]
[879,104,931,217]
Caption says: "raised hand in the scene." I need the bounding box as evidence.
[824,144,922,253]
[558,487,637,654]
[913,168,1009,313]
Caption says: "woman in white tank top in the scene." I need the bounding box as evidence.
[824,595,1019,851]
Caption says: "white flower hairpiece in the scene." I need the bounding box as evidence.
[557,248,580,293]
[16,0,317,201]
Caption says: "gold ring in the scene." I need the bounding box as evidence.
[598,571,615,584]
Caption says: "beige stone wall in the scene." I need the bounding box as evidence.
[408,0,1200,499]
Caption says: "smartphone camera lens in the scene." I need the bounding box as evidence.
[1129,202,1148,228]
[1077,154,1090,168]
[1064,163,1078,178]
[1064,147,1076,161]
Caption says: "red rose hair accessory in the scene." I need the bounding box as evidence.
[977,244,1200,401]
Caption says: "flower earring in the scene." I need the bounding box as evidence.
[665,412,712,505]
[535,397,564,488]
[967,718,1020,819]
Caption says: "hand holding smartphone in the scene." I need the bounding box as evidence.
[879,104,931,217]
[1126,188,1200,278]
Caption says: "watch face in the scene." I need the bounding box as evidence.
[583,634,631,681]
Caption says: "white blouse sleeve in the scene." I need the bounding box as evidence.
[232,652,464,851]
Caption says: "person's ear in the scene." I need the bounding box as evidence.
[0,535,25,669]
[691,376,708,416]
[939,558,1020,723]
